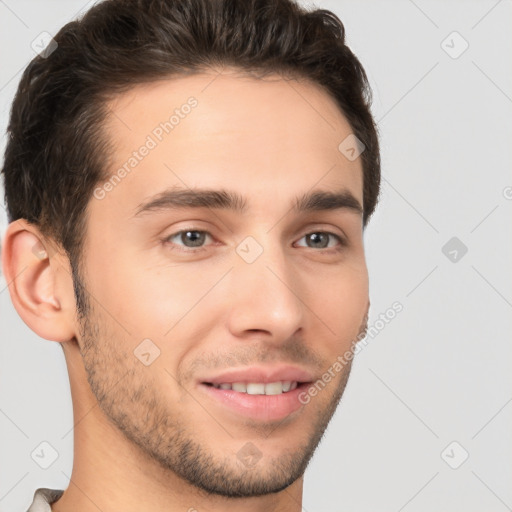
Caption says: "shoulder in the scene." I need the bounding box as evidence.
[26,488,64,512]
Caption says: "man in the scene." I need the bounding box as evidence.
[1,0,380,510]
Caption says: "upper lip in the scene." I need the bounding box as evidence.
[199,365,315,385]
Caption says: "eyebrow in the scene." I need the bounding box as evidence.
[133,186,363,217]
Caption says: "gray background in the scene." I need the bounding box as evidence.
[1,0,511,511]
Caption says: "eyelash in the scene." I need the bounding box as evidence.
[161,228,347,254]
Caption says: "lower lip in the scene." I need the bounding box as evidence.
[198,383,309,422]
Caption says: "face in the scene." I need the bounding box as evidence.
[75,69,369,497]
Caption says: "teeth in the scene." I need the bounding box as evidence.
[211,381,298,395]
[247,383,265,395]
[232,382,246,392]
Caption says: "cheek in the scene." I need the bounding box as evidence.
[307,262,369,346]
[87,256,231,362]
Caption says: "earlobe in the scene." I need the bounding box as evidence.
[1,219,77,343]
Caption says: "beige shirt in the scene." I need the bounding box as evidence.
[26,488,64,512]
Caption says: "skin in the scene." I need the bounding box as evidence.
[2,68,369,512]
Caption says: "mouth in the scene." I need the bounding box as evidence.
[198,381,312,422]
[202,380,303,395]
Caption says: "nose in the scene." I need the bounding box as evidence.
[225,237,305,342]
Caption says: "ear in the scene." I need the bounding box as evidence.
[1,219,77,343]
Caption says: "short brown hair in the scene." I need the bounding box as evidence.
[1,0,380,272]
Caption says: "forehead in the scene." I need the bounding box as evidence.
[97,69,363,217]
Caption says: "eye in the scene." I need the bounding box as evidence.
[295,231,346,251]
[163,229,214,252]
[162,229,346,254]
